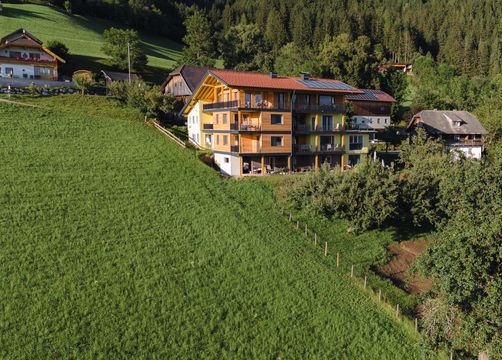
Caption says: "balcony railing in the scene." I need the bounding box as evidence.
[294,144,315,153]
[230,145,240,153]
[240,123,261,131]
[203,100,239,110]
[294,103,346,114]
[230,123,239,130]
[349,143,363,151]
[203,100,291,111]
[319,144,341,152]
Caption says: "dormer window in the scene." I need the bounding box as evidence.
[454,121,462,127]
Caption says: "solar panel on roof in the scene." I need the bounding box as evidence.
[297,79,355,90]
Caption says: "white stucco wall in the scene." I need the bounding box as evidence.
[0,63,35,78]
[353,115,391,130]
[449,146,483,159]
[0,48,53,61]
[214,153,240,176]
[187,102,201,146]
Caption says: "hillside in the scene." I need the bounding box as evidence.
[0,4,182,81]
[0,95,429,358]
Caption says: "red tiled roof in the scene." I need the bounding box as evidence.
[208,69,362,93]
[346,89,396,103]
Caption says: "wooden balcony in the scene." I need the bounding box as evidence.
[203,99,291,111]
[294,103,345,114]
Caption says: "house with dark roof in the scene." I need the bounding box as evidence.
[346,89,396,131]
[0,28,65,80]
[181,69,375,176]
[161,65,209,102]
[407,110,488,159]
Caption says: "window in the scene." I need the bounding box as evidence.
[275,92,285,108]
[319,95,333,106]
[244,93,251,105]
[29,53,41,59]
[271,136,283,147]
[322,115,333,131]
[224,93,229,102]
[205,134,212,145]
[196,133,199,143]
[271,114,283,125]
[223,135,228,146]
[234,114,239,123]
[377,118,381,124]
[254,94,262,104]
[348,155,360,166]
[215,114,219,124]
[9,51,21,58]
[216,135,220,145]
[5,68,13,76]
[223,114,228,124]
[224,157,229,163]
[349,135,363,150]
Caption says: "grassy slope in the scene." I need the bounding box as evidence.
[0,95,428,359]
[0,4,182,81]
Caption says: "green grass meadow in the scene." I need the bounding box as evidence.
[0,95,433,358]
[0,4,182,81]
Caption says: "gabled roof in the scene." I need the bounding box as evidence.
[346,89,396,103]
[101,70,138,82]
[208,69,361,94]
[160,65,210,93]
[408,110,488,135]
[0,28,66,63]
[0,28,42,46]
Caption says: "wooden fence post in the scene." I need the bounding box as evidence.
[364,276,367,289]
[289,213,292,221]
[378,289,381,301]
[314,233,317,245]
[395,304,400,317]
[351,265,354,277]
[336,252,340,267]
[304,224,308,236]
[324,242,328,256]
[415,318,418,332]
[296,221,299,229]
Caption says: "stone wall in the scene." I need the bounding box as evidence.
[0,85,79,96]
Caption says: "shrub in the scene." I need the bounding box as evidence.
[72,72,95,95]
[286,161,399,233]
[46,40,69,59]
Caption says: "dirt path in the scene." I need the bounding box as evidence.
[0,98,44,108]
[376,239,432,294]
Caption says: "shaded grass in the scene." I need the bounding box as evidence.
[0,95,432,359]
[261,175,436,316]
[0,4,182,82]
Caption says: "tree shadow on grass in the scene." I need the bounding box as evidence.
[1,6,50,20]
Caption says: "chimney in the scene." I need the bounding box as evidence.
[300,72,310,81]
[270,71,277,78]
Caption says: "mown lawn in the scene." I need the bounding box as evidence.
[0,4,182,81]
[0,96,430,359]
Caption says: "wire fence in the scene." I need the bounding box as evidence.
[281,209,421,336]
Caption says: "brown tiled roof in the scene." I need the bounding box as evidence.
[346,89,396,103]
[208,69,361,94]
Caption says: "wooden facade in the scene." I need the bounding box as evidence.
[182,70,374,176]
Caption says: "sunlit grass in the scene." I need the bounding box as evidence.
[0,95,430,358]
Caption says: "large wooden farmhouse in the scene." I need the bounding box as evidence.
[407,110,488,159]
[181,69,390,176]
[0,29,65,81]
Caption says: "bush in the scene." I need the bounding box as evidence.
[46,40,69,59]
[72,72,95,95]
[108,79,176,118]
[287,161,399,233]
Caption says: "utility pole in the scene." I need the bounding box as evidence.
[127,41,131,84]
